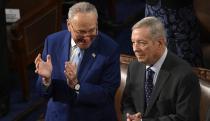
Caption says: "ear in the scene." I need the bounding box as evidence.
[157,37,165,47]
[66,19,71,32]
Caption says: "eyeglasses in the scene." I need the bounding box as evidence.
[70,24,98,38]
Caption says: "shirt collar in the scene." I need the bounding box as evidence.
[71,38,76,48]
[146,48,168,72]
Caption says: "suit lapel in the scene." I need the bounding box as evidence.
[145,52,172,115]
[77,49,96,82]
[77,39,98,82]
[60,32,71,71]
[145,69,170,114]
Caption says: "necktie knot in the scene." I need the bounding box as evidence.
[70,45,83,68]
[147,68,155,81]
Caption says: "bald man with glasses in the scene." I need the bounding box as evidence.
[34,2,120,121]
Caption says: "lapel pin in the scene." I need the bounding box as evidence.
[92,53,96,58]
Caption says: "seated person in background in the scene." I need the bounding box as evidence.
[145,0,203,67]
[121,16,200,121]
[34,2,120,121]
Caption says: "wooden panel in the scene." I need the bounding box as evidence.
[24,7,58,56]
[6,0,48,18]
[6,0,62,100]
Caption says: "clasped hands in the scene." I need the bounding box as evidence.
[126,112,142,121]
[34,54,78,89]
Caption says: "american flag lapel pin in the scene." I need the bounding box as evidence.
[92,53,96,58]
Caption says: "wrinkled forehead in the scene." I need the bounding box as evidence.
[131,27,151,40]
[70,13,98,28]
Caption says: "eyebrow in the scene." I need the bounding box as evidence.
[132,39,147,42]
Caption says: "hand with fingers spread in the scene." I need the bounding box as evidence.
[64,61,78,89]
[34,53,52,86]
[126,112,142,121]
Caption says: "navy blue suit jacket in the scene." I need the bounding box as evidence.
[36,30,120,121]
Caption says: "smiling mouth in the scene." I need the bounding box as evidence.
[136,54,145,58]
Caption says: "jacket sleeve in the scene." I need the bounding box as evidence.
[36,37,53,98]
[121,64,137,121]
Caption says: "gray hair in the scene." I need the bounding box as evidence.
[68,2,98,20]
[132,16,167,42]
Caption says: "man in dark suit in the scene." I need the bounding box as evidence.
[34,2,120,121]
[121,16,200,121]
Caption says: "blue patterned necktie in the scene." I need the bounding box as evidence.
[144,67,155,106]
[70,45,83,69]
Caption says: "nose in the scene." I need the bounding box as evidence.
[133,44,143,53]
[132,43,138,52]
[133,47,138,53]
[83,32,91,37]
[81,32,95,38]
[79,35,94,43]
[82,35,93,40]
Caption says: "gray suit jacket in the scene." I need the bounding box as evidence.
[121,51,200,121]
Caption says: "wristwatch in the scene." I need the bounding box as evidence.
[74,83,80,91]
